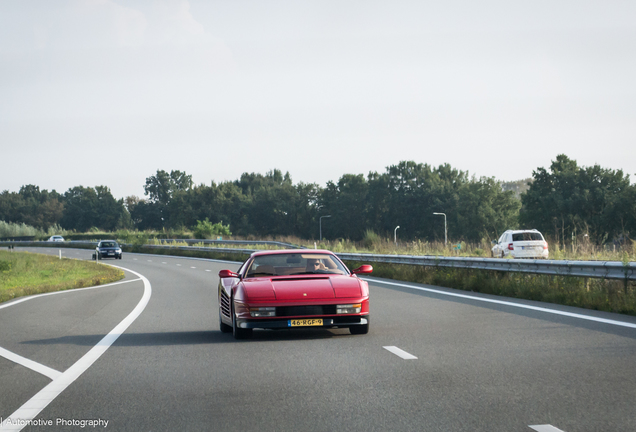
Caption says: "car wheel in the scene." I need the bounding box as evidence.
[232,301,252,340]
[349,318,369,335]
[219,307,232,333]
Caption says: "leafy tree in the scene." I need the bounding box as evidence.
[61,186,126,232]
[144,170,193,205]
[128,199,164,231]
[0,185,64,230]
[319,174,369,240]
[456,177,520,242]
[520,154,635,245]
[502,178,533,199]
[142,170,193,229]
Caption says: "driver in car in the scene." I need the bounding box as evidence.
[306,258,327,272]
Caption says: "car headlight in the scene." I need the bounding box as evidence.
[250,307,276,317]
[336,304,361,314]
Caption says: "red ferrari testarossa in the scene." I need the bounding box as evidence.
[218,249,373,339]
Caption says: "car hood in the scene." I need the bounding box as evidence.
[242,276,362,301]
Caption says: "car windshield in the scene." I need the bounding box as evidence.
[100,242,117,248]
[512,232,543,241]
[244,253,348,277]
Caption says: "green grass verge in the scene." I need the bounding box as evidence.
[343,260,636,316]
[0,250,125,304]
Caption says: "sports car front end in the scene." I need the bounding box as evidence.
[217,250,373,339]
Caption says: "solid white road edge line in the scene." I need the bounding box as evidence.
[364,278,636,330]
[383,346,418,360]
[529,425,565,432]
[0,347,61,381]
[0,278,141,311]
[0,266,151,432]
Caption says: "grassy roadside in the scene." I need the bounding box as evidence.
[0,251,125,304]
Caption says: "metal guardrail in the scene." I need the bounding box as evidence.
[139,244,256,256]
[0,240,99,248]
[338,253,636,281]
[0,239,302,249]
[2,241,634,281]
[160,239,304,249]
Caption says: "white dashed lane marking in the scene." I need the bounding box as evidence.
[529,426,566,432]
[383,346,417,360]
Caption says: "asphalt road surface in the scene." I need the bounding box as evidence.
[1,247,635,432]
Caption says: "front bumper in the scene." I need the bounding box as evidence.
[236,315,369,330]
[98,250,122,259]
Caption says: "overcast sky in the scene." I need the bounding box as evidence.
[1,0,635,200]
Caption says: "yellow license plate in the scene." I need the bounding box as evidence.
[289,319,323,327]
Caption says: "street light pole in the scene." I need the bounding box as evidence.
[320,215,331,242]
[394,225,400,247]
[433,212,447,245]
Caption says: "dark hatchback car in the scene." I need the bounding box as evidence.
[94,240,123,260]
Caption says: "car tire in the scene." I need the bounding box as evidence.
[219,308,232,333]
[232,301,252,340]
[349,318,369,335]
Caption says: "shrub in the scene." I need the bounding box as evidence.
[0,260,11,273]
[192,219,232,239]
[362,230,382,250]
[0,221,40,238]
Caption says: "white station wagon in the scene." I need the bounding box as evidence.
[492,229,549,259]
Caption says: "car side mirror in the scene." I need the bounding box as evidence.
[219,270,239,278]
[352,265,373,275]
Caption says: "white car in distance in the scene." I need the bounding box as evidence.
[492,229,548,259]
[48,235,65,242]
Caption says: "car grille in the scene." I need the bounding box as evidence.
[276,305,337,317]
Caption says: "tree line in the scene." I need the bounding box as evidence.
[1,155,634,245]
